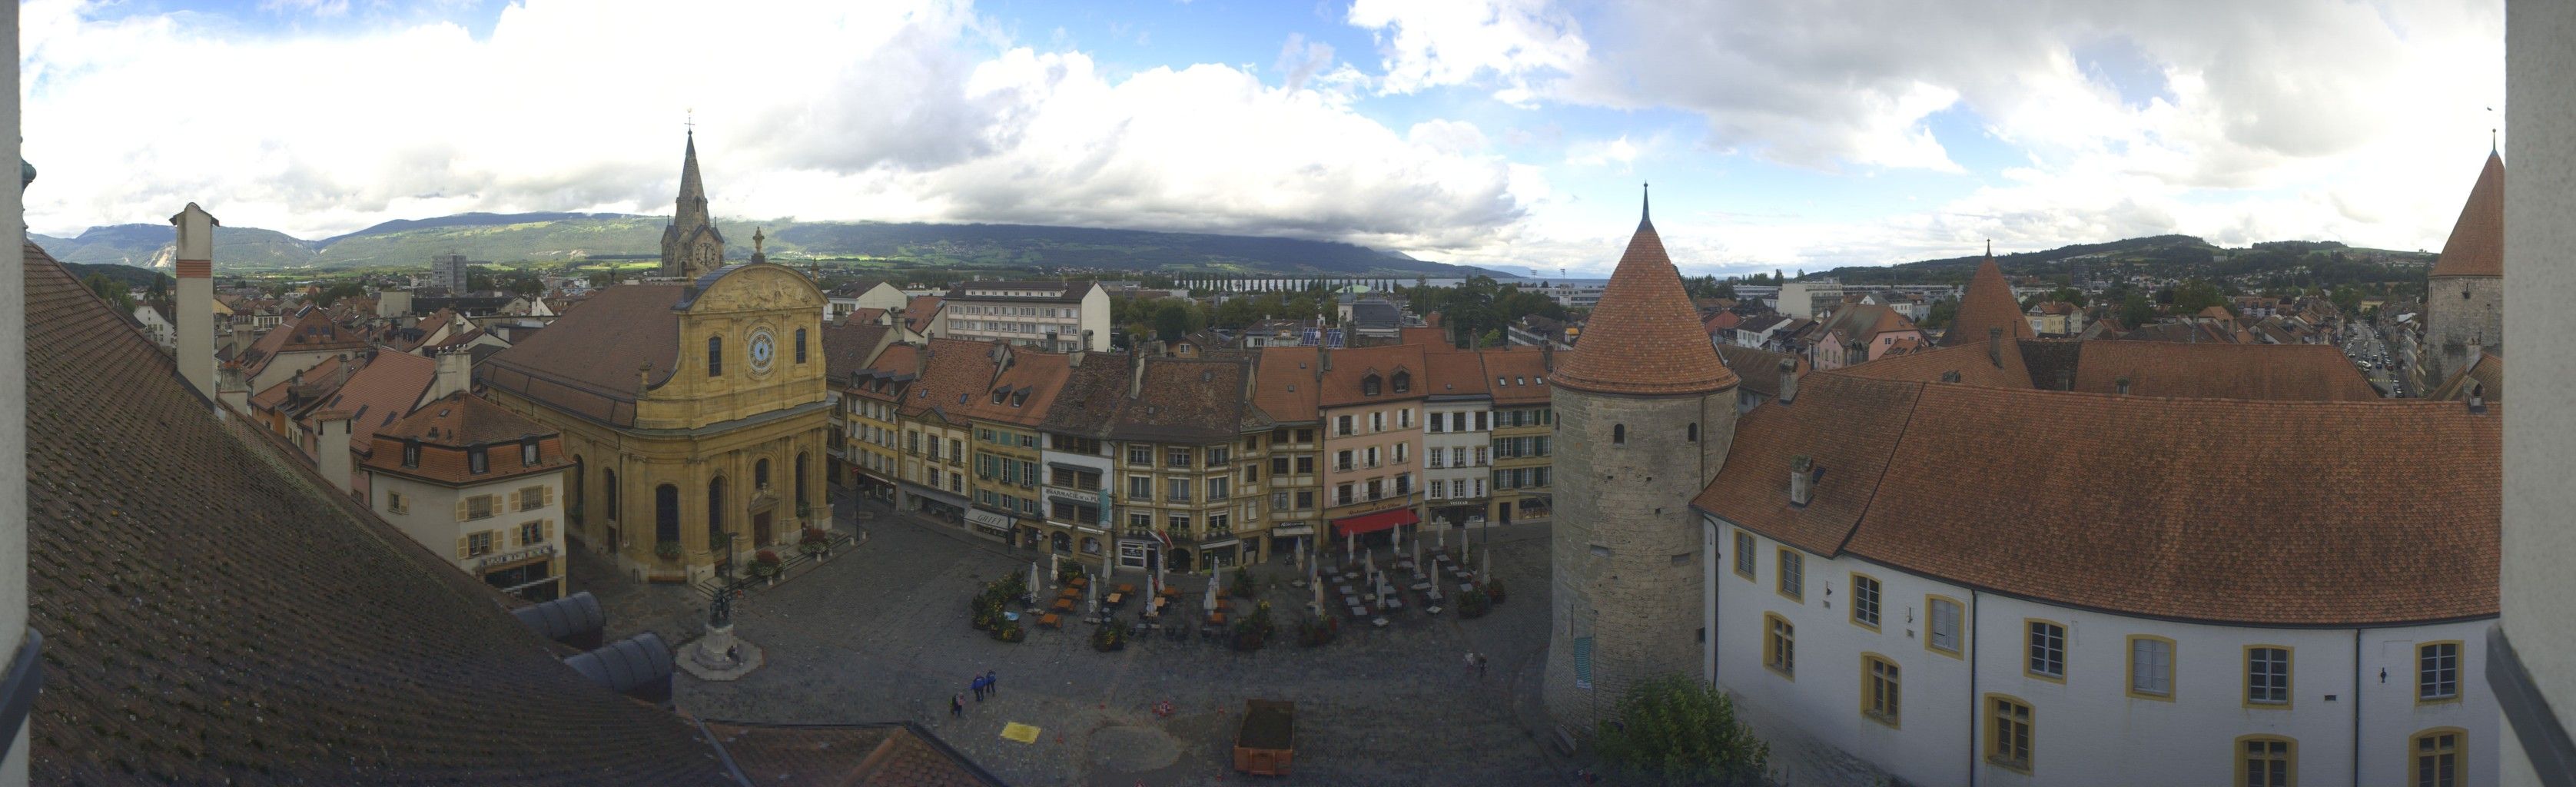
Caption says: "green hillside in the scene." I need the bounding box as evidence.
[1822,234,2435,287]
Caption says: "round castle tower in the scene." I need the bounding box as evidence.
[2425,151,2504,384]
[1542,193,1740,726]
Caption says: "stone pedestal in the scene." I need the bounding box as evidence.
[679,622,764,681]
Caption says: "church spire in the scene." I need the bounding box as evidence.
[659,125,727,278]
[1638,181,1652,231]
[677,129,706,218]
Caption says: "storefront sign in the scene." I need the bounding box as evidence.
[474,543,557,571]
[965,509,1016,535]
[1047,488,1101,506]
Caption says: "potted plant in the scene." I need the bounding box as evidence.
[1230,566,1258,599]
[798,528,830,559]
[1230,599,1274,652]
[1484,578,1508,604]
[1298,615,1339,647]
[971,593,1003,630]
[750,550,784,584]
[1459,586,1492,619]
[1091,619,1127,652]
[655,541,683,560]
[994,619,1026,643]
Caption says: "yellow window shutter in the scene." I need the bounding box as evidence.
[508,491,522,511]
[455,498,469,521]
[456,536,469,560]
[544,519,555,543]
[545,486,556,507]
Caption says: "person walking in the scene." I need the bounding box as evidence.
[971,675,987,702]
[1476,653,1489,679]
[951,694,964,718]
[1465,651,1478,677]
[985,669,999,698]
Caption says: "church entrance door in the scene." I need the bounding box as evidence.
[753,512,772,548]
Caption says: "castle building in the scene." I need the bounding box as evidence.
[2425,151,2505,385]
[660,131,728,280]
[1543,193,1741,726]
[481,134,833,583]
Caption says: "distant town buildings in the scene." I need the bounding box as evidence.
[430,251,470,293]
[934,280,1110,352]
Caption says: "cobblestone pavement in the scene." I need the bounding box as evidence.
[672,498,1582,787]
[566,540,704,646]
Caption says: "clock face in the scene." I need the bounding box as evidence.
[748,329,777,373]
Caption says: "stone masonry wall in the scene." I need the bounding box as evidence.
[2428,274,2503,382]
[1542,384,1738,728]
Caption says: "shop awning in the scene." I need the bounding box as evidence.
[1330,508,1419,536]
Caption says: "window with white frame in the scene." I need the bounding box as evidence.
[2027,621,2066,679]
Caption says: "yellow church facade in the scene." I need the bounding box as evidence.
[482,262,835,583]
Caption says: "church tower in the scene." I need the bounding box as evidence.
[660,130,728,279]
[1543,189,1741,726]
[2425,151,2504,384]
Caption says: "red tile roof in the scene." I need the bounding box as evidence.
[1481,347,1555,406]
[1316,344,1428,407]
[1696,375,2498,626]
[1251,346,1323,422]
[304,350,437,453]
[1422,348,1492,397]
[360,391,569,486]
[1944,256,2035,347]
[1554,212,1737,395]
[1716,344,1805,398]
[2430,151,2505,278]
[961,347,1073,427]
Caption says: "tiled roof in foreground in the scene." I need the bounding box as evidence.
[1695,373,2498,626]
[23,242,1001,784]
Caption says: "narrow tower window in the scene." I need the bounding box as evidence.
[1688,423,1699,442]
[1613,424,1626,446]
[707,336,724,376]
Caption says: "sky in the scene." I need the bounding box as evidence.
[20,0,2506,277]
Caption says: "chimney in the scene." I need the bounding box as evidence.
[1320,346,1333,371]
[1128,350,1148,398]
[1788,456,1814,506]
[428,347,473,401]
[2468,384,2488,414]
[1540,342,1555,370]
[2115,377,2132,395]
[1081,328,1096,353]
[316,410,356,495]
[2055,368,2073,391]
[171,203,220,400]
[1986,327,2003,367]
[1777,358,1798,404]
[1067,349,1084,368]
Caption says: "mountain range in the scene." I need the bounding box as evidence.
[30,212,1511,279]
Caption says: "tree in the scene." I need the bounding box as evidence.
[318,281,368,307]
[1150,300,1197,342]
[1921,300,1957,329]
[2165,278,2229,316]
[2119,293,2158,327]
[1592,673,1770,785]
[84,274,134,312]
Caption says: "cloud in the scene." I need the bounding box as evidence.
[1273,32,1335,91]
[20,0,1532,253]
[1344,0,1585,106]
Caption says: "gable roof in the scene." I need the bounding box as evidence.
[1480,346,1555,406]
[1316,344,1428,407]
[1111,357,1259,442]
[2430,352,2504,402]
[20,241,736,783]
[479,284,685,427]
[360,391,569,486]
[900,338,1004,422]
[1695,374,2498,626]
[306,350,437,453]
[1716,344,1805,399]
[1251,346,1322,422]
[1422,348,1492,399]
[1943,256,2036,347]
[2430,151,2505,278]
[1553,208,1736,396]
[822,317,894,384]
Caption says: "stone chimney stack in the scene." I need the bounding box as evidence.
[1788,455,1814,506]
[316,410,356,495]
[1776,358,1798,404]
[2469,384,2488,415]
[1987,327,2003,367]
[171,203,219,400]
[1128,350,1148,398]
[428,347,473,402]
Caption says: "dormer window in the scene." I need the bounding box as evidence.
[521,438,539,466]
[401,439,420,468]
[994,389,1008,404]
[1362,374,1382,397]
[1392,371,1412,394]
[468,447,490,474]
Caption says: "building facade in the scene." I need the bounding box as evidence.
[1316,345,1429,552]
[1484,347,1555,526]
[430,251,470,294]
[358,391,572,602]
[1421,349,1492,530]
[936,281,1110,352]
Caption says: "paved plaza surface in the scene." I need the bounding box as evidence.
[667,498,1576,787]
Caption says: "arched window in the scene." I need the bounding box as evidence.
[654,484,680,546]
[755,459,772,490]
[1613,423,1626,446]
[795,328,808,364]
[708,477,729,549]
[1688,423,1699,442]
[795,453,810,511]
[604,470,620,521]
[707,336,724,376]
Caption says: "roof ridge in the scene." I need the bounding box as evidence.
[1831,377,1929,556]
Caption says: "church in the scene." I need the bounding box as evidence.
[480,132,835,583]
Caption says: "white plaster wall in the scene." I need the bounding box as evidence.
[370,472,566,579]
[1715,523,2498,787]
[1423,400,1489,508]
[2502,1,2576,783]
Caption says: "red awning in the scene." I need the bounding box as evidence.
[1330,507,1420,536]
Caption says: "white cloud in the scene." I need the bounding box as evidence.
[19,0,1532,253]
[1344,0,1585,106]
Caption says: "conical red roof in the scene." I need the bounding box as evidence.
[1942,255,2035,347]
[2430,152,2504,278]
[1555,210,1738,396]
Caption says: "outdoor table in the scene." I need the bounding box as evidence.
[1385,598,1404,610]
[1208,612,1227,625]
[1343,594,1360,607]
[1051,598,1074,613]
[1410,582,1432,592]
[1372,617,1389,628]
[1117,583,1137,595]
[1396,560,1415,571]
[1459,582,1478,593]
[1106,593,1124,606]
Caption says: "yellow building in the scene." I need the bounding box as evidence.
[481,261,833,583]
[1483,347,1555,525]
